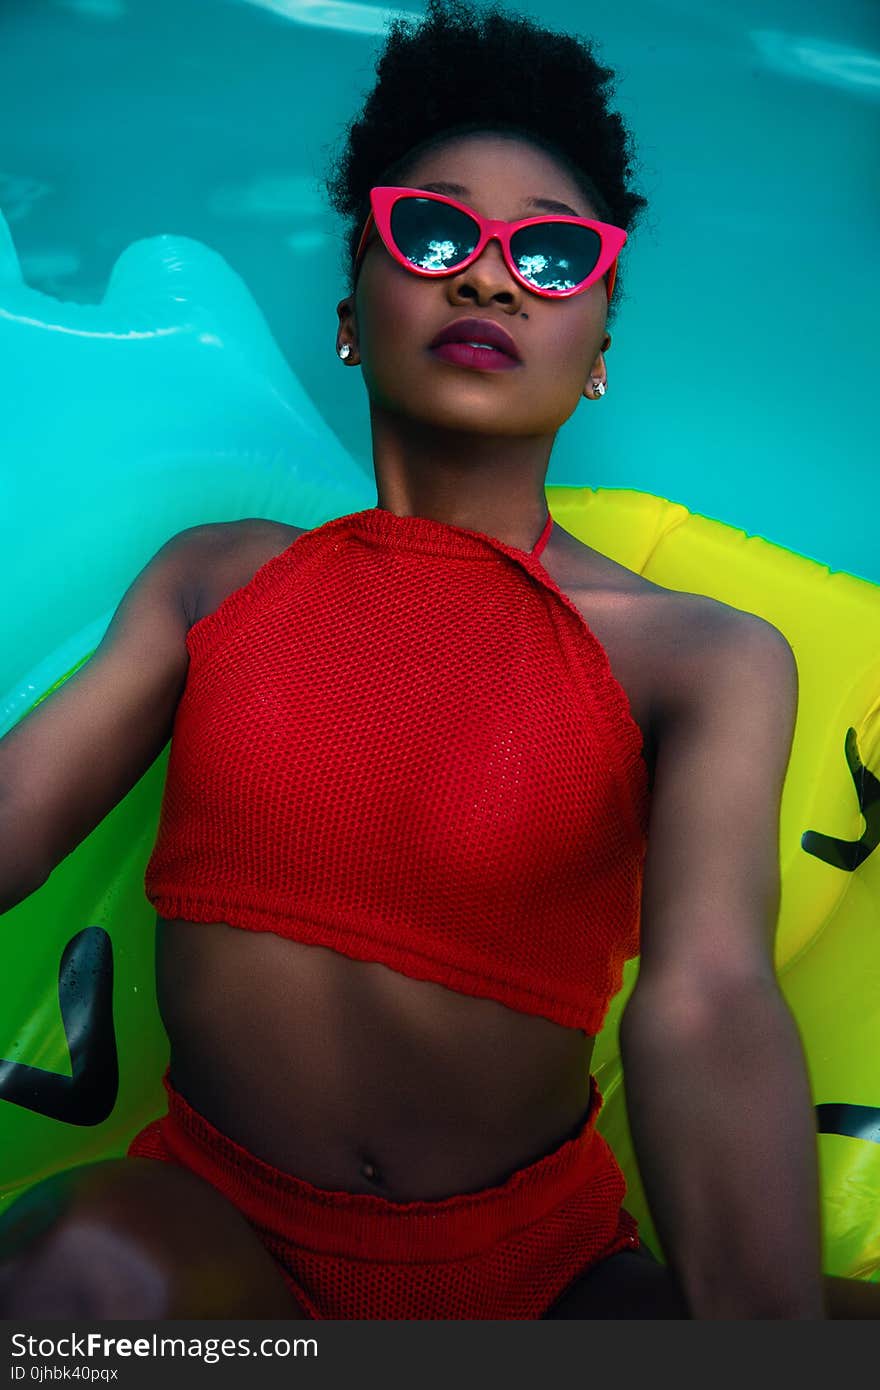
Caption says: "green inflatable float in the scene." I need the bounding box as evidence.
[2,482,879,1287]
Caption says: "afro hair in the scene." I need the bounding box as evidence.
[320,0,649,326]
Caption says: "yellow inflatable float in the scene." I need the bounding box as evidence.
[1,483,878,1286]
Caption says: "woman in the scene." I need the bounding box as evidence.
[0,0,875,1319]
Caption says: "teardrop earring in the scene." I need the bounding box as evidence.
[338,344,351,360]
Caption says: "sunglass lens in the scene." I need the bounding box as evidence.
[510,222,602,291]
[389,197,479,271]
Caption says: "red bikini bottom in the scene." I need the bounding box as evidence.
[127,1069,640,1319]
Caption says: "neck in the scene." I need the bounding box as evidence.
[369,405,553,552]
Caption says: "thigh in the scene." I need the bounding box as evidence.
[544,1243,690,1319]
[545,1251,880,1320]
[0,1157,307,1319]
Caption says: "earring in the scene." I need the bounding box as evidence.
[338,344,351,360]
[591,380,606,398]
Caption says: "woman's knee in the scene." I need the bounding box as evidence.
[0,1157,306,1319]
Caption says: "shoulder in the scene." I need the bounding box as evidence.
[654,589,796,728]
[174,518,306,626]
[554,521,790,645]
[546,527,795,788]
[547,490,802,710]
[177,516,304,554]
[553,520,795,720]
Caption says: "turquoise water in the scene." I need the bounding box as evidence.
[1,0,878,721]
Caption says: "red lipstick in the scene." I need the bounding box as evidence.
[430,341,522,371]
[428,316,523,369]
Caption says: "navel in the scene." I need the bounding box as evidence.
[358,1155,384,1186]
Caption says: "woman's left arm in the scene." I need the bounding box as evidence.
[619,605,826,1320]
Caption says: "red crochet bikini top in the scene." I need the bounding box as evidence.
[144,506,650,1035]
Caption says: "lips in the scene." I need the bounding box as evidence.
[428,317,521,361]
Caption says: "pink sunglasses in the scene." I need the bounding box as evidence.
[354,185,626,302]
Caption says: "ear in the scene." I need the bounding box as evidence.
[584,333,612,399]
[336,295,359,361]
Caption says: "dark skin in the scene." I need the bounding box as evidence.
[147,132,880,1314]
[3,130,877,1318]
[159,132,624,1201]
[343,133,612,541]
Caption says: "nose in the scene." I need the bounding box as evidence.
[452,234,521,302]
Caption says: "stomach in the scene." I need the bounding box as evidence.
[155,915,596,1201]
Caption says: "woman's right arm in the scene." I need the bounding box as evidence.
[0,526,207,913]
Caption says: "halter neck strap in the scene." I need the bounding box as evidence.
[530,512,554,560]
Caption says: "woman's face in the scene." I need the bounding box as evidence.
[337,132,612,440]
